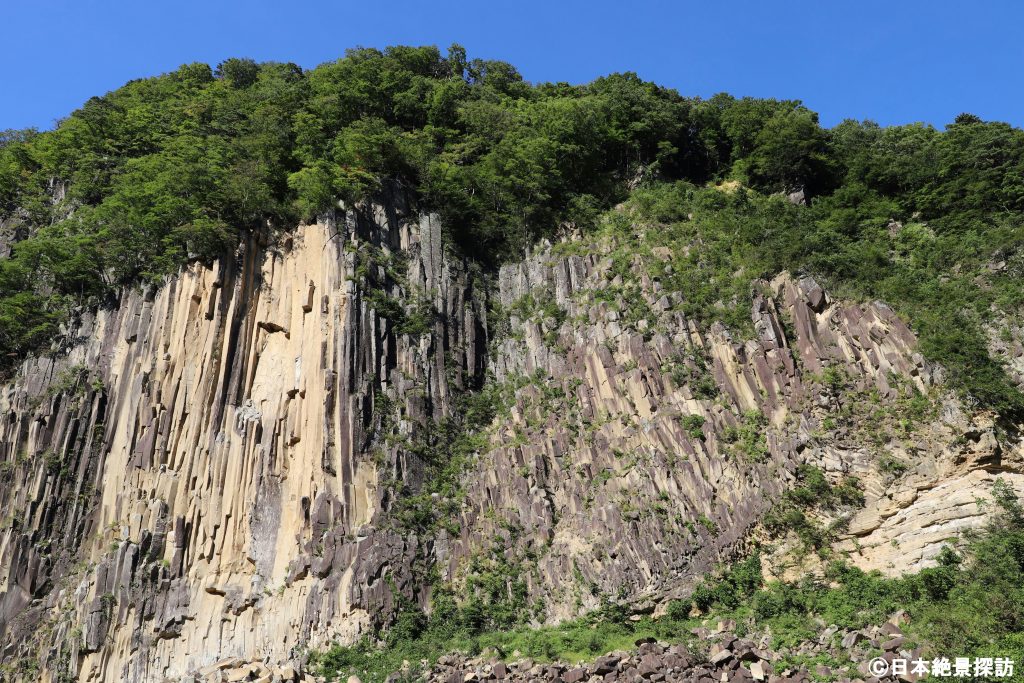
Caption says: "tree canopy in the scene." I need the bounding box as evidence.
[1,45,1023,415]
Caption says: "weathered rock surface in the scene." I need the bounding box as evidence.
[0,201,1021,681]
[0,192,487,682]
[448,241,1022,614]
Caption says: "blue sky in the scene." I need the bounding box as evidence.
[2,0,1021,131]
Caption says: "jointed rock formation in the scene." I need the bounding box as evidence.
[0,194,1021,682]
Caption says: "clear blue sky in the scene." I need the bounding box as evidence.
[2,0,1022,132]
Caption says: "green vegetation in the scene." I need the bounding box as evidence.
[666,350,719,400]
[595,178,1024,420]
[310,597,700,683]
[386,379,511,535]
[688,554,764,613]
[681,414,706,439]
[346,237,436,336]
[733,480,1024,679]
[721,410,771,462]
[877,453,909,478]
[763,464,864,550]
[1,46,1022,423]
[313,481,1024,683]
[808,370,941,454]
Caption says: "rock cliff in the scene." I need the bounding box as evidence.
[0,196,1020,682]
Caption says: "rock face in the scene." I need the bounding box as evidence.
[0,199,1021,681]
[0,214,27,259]
[447,241,1023,614]
[0,193,487,682]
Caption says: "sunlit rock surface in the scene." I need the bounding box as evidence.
[0,198,1020,681]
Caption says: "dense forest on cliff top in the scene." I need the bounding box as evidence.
[2,45,1024,416]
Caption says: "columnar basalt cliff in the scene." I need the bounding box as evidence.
[0,197,1021,683]
[0,191,489,682]
[448,237,1024,614]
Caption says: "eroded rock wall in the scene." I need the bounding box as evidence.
[0,193,486,682]
[0,208,1021,682]
[444,239,1024,617]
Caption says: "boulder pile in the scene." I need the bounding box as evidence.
[409,615,925,683]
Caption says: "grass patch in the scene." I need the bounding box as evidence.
[313,481,1024,683]
[310,602,700,683]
